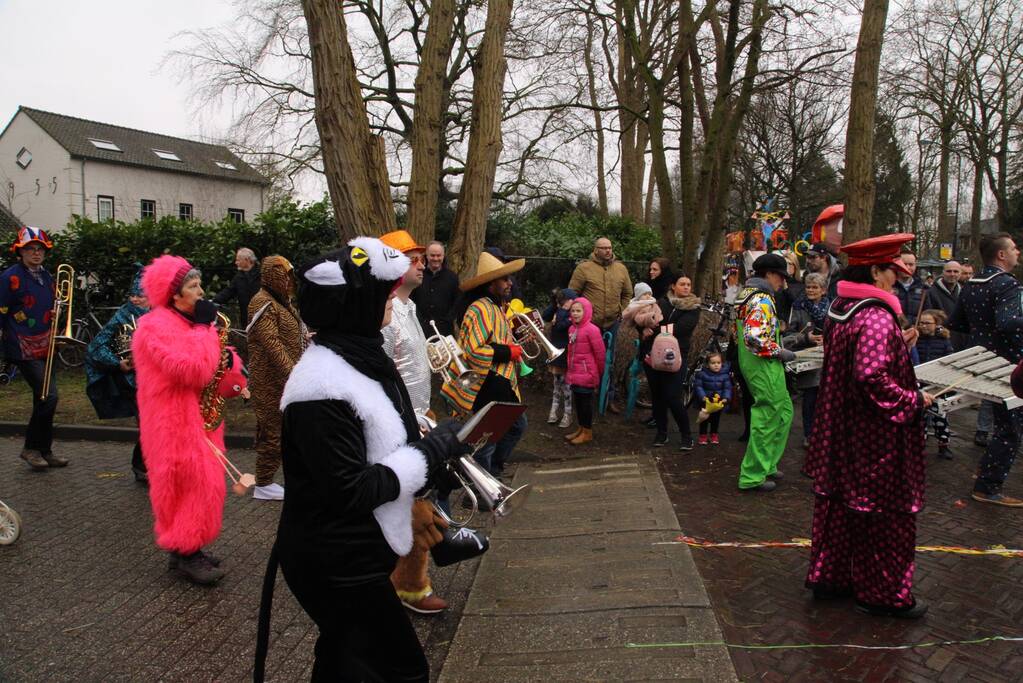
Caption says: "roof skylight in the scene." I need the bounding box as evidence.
[214,161,238,171]
[153,149,182,162]
[89,139,122,152]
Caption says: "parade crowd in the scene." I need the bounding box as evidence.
[4,224,1023,680]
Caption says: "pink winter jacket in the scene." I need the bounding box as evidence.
[566,297,606,389]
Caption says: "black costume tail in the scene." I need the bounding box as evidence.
[253,543,279,683]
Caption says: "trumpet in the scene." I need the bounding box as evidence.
[41,264,79,400]
[425,320,479,392]
[510,310,564,363]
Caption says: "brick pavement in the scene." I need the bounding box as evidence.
[654,402,1023,682]
[0,438,478,682]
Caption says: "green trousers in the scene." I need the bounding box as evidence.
[737,342,793,489]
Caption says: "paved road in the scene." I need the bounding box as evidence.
[0,439,475,682]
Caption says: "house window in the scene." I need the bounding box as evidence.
[179,203,193,220]
[153,149,182,162]
[16,147,32,169]
[88,139,122,152]
[214,161,237,171]
[140,199,156,219]
[227,208,245,223]
[98,195,115,221]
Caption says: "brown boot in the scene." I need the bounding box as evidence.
[563,427,581,442]
[41,451,69,468]
[20,449,48,471]
[570,427,593,445]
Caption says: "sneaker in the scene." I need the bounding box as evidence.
[547,407,560,424]
[41,451,69,467]
[855,600,928,619]
[171,552,225,585]
[974,431,989,447]
[558,414,573,429]
[253,483,285,501]
[19,449,48,471]
[402,592,448,614]
[643,416,658,429]
[971,492,1023,507]
[937,445,953,460]
[636,399,652,409]
[710,434,720,445]
[740,480,776,492]
[698,435,709,445]
[768,470,784,480]
[678,438,694,452]
[652,433,669,447]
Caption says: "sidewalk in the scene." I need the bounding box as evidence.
[439,452,737,682]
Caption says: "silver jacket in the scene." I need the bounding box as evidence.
[382,296,432,418]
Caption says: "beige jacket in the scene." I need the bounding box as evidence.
[568,255,633,329]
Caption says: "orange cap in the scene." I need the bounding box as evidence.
[379,230,425,255]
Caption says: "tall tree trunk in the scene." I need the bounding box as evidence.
[302,0,396,240]
[406,0,457,245]
[935,127,952,246]
[584,21,609,216]
[677,32,696,267]
[842,0,890,245]
[447,0,513,278]
[969,159,983,265]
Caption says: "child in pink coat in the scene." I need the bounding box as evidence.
[564,297,605,445]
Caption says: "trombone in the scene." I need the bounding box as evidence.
[425,320,479,392]
[40,264,80,400]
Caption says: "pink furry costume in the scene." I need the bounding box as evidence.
[132,255,225,556]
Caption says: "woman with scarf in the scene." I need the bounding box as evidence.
[84,268,149,481]
[804,234,933,618]
[783,271,829,448]
[645,257,676,301]
[641,274,700,450]
[246,255,304,501]
[256,239,471,682]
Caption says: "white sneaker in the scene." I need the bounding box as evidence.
[253,483,284,501]
[547,407,560,424]
[558,414,573,429]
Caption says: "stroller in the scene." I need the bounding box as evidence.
[0,499,21,545]
[681,299,732,409]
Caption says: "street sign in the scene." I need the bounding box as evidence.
[939,243,953,260]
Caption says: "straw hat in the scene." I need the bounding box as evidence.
[459,252,525,291]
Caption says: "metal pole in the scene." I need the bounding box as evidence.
[952,153,961,257]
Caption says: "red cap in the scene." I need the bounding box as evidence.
[840,233,915,277]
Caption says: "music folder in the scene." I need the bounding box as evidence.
[457,401,528,446]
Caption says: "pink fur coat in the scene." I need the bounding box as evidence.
[132,255,225,554]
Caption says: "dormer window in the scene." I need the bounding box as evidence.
[153,149,182,162]
[214,161,237,171]
[16,147,32,169]
[89,139,122,152]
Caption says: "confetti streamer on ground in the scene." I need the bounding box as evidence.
[626,634,1023,652]
[657,534,1023,557]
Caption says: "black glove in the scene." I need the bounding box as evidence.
[193,299,218,325]
[777,348,796,363]
[410,419,471,478]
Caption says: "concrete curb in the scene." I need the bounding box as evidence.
[0,421,255,449]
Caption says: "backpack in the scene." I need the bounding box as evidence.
[650,324,682,372]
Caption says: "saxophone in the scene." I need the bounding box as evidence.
[200,311,231,431]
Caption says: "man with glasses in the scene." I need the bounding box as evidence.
[803,243,840,299]
[1,227,67,470]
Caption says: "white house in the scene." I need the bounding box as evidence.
[0,106,268,231]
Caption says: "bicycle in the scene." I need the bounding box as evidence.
[58,283,120,369]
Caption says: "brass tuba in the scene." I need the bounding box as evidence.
[510,309,564,363]
[40,264,77,400]
[200,311,231,431]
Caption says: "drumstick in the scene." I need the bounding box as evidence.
[931,376,971,399]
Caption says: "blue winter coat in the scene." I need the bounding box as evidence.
[693,363,733,402]
[0,262,55,361]
[915,334,954,364]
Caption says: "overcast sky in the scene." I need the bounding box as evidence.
[0,0,236,141]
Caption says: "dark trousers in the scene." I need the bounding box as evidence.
[573,388,594,428]
[699,412,722,435]
[132,441,146,473]
[280,564,428,683]
[643,365,691,439]
[801,387,819,439]
[975,403,1023,495]
[734,368,753,435]
[15,360,58,453]
[476,413,527,476]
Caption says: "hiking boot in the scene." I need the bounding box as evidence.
[402,592,448,614]
[971,492,1023,507]
[652,433,669,447]
[678,437,694,452]
[253,483,285,501]
[41,451,69,468]
[710,434,720,445]
[170,551,225,585]
[937,445,953,460]
[569,427,593,445]
[855,600,928,619]
[974,431,989,447]
[698,435,709,446]
[20,449,48,471]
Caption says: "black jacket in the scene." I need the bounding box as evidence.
[894,276,927,324]
[921,279,965,349]
[411,266,461,336]
[639,296,700,364]
[213,267,261,327]
[948,266,1023,363]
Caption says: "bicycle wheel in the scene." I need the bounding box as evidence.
[0,501,21,545]
[58,319,92,368]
